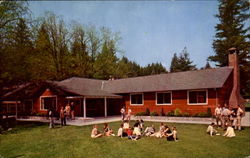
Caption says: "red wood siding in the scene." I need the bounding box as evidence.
[33,88,66,114]
[218,72,233,106]
[124,89,218,115]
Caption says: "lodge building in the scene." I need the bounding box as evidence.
[0,48,245,118]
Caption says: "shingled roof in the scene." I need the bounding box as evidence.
[1,67,233,99]
[103,67,233,93]
[56,77,121,98]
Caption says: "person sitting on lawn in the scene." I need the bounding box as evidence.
[133,123,142,140]
[127,127,136,140]
[103,123,115,136]
[143,125,155,136]
[166,127,178,141]
[117,124,127,138]
[91,125,102,138]
[206,123,218,136]
[123,120,130,130]
[139,119,144,131]
[163,125,172,137]
[151,122,165,138]
[223,125,236,138]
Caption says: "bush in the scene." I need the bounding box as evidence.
[207,108,212,117]
[196,112,209,117]
[167,110,174,116]
[150,111,159,116]
[145,108,150,116]
[135,112,147,116]
[174,108,182,117]
[36,113,46,117]
[182,112,190,117]
[160,108,165,116]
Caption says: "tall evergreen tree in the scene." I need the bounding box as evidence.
[170,47,196,72]
[208,0,250,97]
[93,41,118,79]
[70,23,91,77]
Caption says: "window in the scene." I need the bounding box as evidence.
[130,93,143,105]
[41,96,57,110]
[188,90,207,104]
[156,92,172,105]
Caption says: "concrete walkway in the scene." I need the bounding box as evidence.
[17,112,250,127]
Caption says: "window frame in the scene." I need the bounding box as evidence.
[40,95,57,110]
[187,89,208,105]
[156,91,172,105]
[130,93,144,106]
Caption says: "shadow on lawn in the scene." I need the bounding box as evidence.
[2,121,48,135]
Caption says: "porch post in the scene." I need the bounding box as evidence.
[15,101,18,118]
[104,97,107,117]
[83,97,86,118]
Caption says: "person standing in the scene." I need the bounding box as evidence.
[120,106,125,121]
[221,104,230,129]
[60,106,66,126]
[235,105,244,131]
[214,104,222,127]
[70,102,75,120]
[65,104,71,120]
[49,108,54,129]
[127,108,132,122]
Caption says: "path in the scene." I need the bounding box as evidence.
[17,112,250,127]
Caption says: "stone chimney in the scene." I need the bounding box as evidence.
[228,48,245,109]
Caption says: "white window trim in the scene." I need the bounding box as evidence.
[187,89,208,105]
[40,95,57,111]
[130,93,144,106]
[156,91,172,105]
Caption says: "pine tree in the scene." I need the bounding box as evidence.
[93,41,118,79]
[70,24,91,77]
[170,47,196,72]
[209,0,250,97]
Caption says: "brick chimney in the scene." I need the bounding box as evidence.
[228,48,245,109]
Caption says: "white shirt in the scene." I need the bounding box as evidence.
[215,107,222,115]
[117,128,123,137]
[223,127,236,137]
[237,107,243,116]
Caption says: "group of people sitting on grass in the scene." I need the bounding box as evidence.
[206,123,236,138]
[91,120,178,141]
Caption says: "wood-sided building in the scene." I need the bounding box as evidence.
[0,48,244,117]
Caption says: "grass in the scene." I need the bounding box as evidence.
[0,121,250,158]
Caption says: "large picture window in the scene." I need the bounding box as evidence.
[188,90,207,104]
[130,93,143,105]
[41,96,57,110]
[156,92,172,105]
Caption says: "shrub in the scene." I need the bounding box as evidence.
[174,108,182,117]
[167,110,174,116]
[197,112,209,117]
[182,112,190,117]
[145,108,150,116]
[160,108,165,116]
[207,108,212,117]
[150,111,159,116]
[135,112,147,116]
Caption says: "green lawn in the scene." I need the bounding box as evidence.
[0,121,250,158]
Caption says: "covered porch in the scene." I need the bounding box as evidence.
[66,95,123,118]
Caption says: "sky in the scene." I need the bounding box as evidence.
[29,1,219,70]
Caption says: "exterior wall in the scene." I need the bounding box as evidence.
[33,88,66,114]
[218,72,233,107]
[124,89,218,115]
